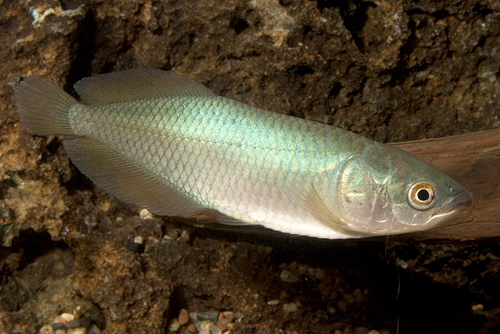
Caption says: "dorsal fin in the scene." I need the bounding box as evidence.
[73,69,216,105]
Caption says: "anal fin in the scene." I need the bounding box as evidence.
[64,137,204,216]
[186,208,258,226]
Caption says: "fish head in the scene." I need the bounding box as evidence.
[325,143,472,236]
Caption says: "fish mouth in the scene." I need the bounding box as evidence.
[428,190,473,226]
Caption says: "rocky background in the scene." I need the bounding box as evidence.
[1,0,500,333]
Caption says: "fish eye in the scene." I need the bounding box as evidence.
[408,181,435,210]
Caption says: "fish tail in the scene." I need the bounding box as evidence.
[14,76,78,136]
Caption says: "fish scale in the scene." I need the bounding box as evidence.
[14,69,472,239]
[70,96,351,229]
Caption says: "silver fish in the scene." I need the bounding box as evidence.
[14,69,472,239]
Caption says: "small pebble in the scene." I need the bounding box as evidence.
[472,304,484,312]
[166,229,180,240]
[307,267,317,276]
[297,264,308,275]
[199,320,215,331]
[80,317,92,329]
[52,323,67,330]
[342,293,355,303]
[87,324,101,334]
[53,316,68,325]
[179,230,191,241]
[337,299,351,313]
[140,208,153,219]
[353,327,369,334]
[367,330,380,334]
[267,300,280,305]
[83,215,97,229]
[187,323,197,333]
[210,326,222,334]
[73,306,84,318]
[353,289,363,303]
[169,319,180,331]
[217,317,229,331]
[71,328,88,334]
[222,311,235,322]
[197,310,219,323]
[61,313,75,322]
[396,259,409,269]
[314,268,326,280]
[179,308,190,325]
[127,241,145,253]
[282,302,298,313]
[134,235,144,244]
[327,306,337,314]
[98,200,111,212]
[67,319,81,328]
[280,270,298,283]
[39,325,53,334]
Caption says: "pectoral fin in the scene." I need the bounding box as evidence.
[284,181,350,233]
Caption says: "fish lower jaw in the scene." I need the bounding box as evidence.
[427,191,473,227]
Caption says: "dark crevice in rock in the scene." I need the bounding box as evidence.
[328,82,343,100]
[317,0,377,54]
[0,230,73,313]
[9,229,71,272]
[66,10,98,91]
[0,172,17,201]
[230,17,250,35]
[472,4,494,16]
[62,162,94,195]
[60,0,84,11]
[339,2,377,54]
[279,0,295,7]
[294,65,315,76]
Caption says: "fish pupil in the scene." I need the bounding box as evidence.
[417,189,430,201]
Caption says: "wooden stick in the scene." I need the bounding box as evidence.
[389,128,500,240]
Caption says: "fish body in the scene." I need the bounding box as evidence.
[14,69,472,239]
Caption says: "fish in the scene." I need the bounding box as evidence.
[14,69,472,239]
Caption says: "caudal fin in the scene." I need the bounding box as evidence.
[14,76,78,136]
